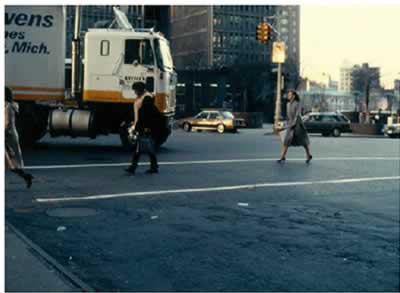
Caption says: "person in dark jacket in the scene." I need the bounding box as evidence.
[277,90,312,163]
[5,87,33,188]
[125,82,161,175]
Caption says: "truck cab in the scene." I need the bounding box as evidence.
[83,29,176,115]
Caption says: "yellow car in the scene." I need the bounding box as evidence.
[181,110,246,133]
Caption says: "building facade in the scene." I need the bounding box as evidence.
[394,79,400,97]
[169,5,300,118]
[274,6,300,89]
[170,6,299,73]
[339,66,353,92]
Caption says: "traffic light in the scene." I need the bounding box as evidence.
[256,22,271,44]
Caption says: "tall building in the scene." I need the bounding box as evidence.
[394,79,400,96]
[169,5,300,117]
[339,66,353,92]
[274,6,300,89]
[170,6,299,72]
[351,63,381,93]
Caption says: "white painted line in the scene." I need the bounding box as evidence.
[25,157,400,170]
[35,176,400,203]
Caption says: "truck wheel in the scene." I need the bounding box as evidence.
[332,128,341,137]
[15,102,48,146]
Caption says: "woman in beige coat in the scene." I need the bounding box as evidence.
[277,90,312,163]
[5,88,33,188]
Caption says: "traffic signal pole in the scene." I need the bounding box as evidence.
[256,17,285,130]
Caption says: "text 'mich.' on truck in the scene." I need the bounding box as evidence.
[5,6,177,148]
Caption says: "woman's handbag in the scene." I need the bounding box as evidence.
[138,135,156,154]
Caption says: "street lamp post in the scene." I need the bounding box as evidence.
[274,63,283,128]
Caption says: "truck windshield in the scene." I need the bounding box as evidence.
[155,38,173,71]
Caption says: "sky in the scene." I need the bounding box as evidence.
[300,5,400,89]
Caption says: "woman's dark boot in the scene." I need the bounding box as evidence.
[23,173,33,189]
[277,157,286,163]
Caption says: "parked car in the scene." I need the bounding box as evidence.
[180,110,246,133]
[383,123,400,138]
[302,112,351,137]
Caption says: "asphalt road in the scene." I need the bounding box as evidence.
[5,128,400,291]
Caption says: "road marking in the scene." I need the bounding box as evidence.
[26,157,400,170]
[35,176,400,203]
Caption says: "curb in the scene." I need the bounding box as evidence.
[6,222,95,292]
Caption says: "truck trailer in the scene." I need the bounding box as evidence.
[5,6,177,148]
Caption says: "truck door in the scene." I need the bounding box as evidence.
[120,39,155,99]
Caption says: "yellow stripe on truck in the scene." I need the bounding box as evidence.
[83,90,133,103]
[10,86,65,93]
[9,86,65,101]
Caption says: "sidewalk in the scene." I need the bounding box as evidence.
[5,224,90,292]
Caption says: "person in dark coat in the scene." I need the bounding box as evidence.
[277,90,312,163]
[5,87,33,188]
[125,82,161,175]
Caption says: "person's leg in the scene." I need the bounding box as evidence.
[278,145,289,162]
[126,145,140,174]
[146,152,159,174]
[11,169,33,188]
[305,144,313,163]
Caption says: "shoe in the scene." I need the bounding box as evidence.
[306,155,313,164]
[277,157,286,163]
[145,169,159,174]
[124,167,136,175]
[23,174,33,189]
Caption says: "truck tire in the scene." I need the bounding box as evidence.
[15,102,49,146]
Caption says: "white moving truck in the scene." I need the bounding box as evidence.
[5,6,177,147]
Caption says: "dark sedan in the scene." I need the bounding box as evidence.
[303,112,351,137]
